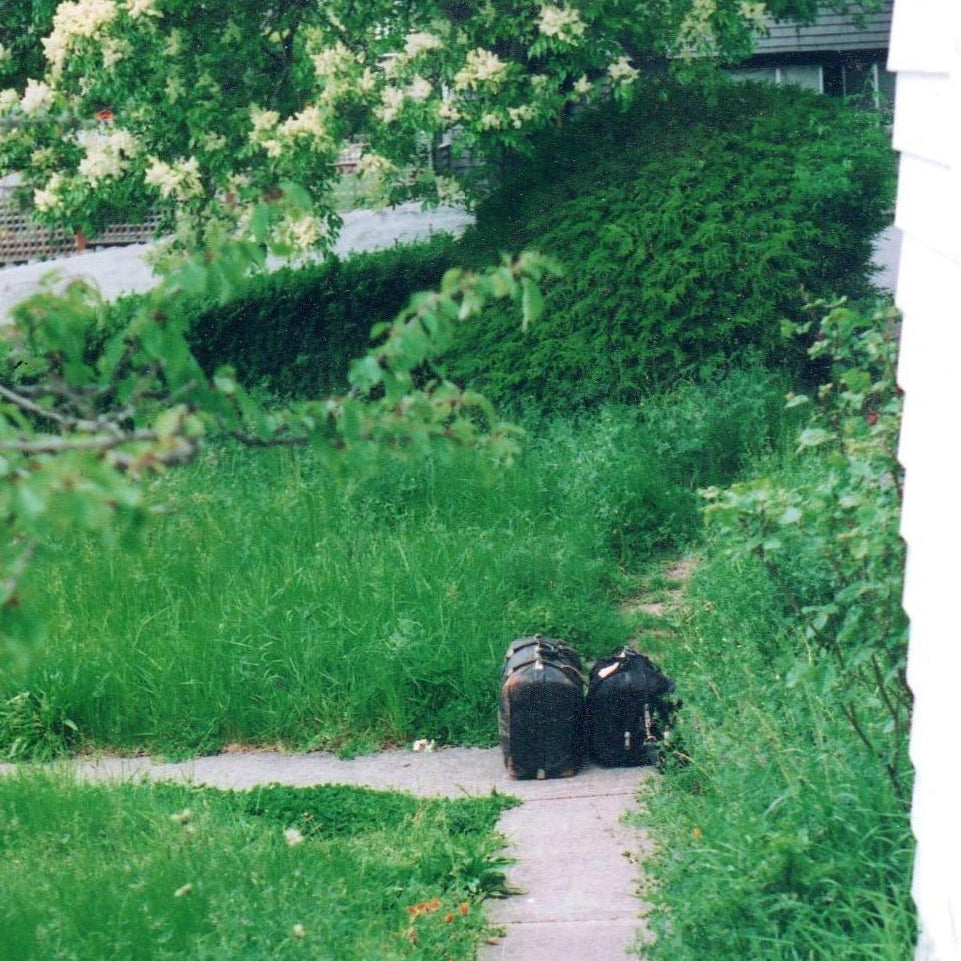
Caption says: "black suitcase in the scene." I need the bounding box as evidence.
[499,635,584,779]
[585,647,675,767]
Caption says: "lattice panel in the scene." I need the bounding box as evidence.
[0,186,160,266]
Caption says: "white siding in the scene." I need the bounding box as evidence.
[890,2,961,960]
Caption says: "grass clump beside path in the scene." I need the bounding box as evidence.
[0,772,514,961]
[637,550,914,961]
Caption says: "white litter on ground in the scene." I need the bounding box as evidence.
[0,203,474,322]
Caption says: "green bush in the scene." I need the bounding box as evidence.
[106,236,460,399]
[639,300,913,960]
[442,79,896,406]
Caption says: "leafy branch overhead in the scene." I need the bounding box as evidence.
[3,0,826,253]
[0,205,555,642]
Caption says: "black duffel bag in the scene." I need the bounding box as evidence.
[499,635,584,779]
[585,647,675,767]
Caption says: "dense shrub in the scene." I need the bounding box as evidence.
[442,78,896,406]
[106,236,459,399]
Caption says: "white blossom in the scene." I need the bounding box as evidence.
[0,89,18,114]
[34,173,65,212]
[357,68,378,95]
[76,127,138,183]
[678,0,718,52]
[607,56,638,85]
[508,104,535,128]
[377,86,407,123]
[281,212,330,251]
[145,156,202,200]
[107,128,139,156]
[356,152,394,178]
[279,105,327,140]
[412,738,436,752]
[164,28,183,56]
[738,0,767,30]
[42,0,118,73]
[435,176,466,207]
[537,5,586,42]
[126,0,162,19]
[403,31,443,57]
[101,37,130,69]
[20,80,54,115]
[250,106,280,139]
[573,74,592,96]
[406,76,432,102]
[292,924,306,939]
[311,42,357,79]
[165,74,185,103]
[479,111,503,130]
[454,48,509,91]
[437,100,461,122]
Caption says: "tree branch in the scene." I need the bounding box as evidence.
[0,429,160,455]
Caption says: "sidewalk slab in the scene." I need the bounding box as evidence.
[487,794,651,924]
[480,919,643,961]
[0,746,644,801]
[0,747,657,961]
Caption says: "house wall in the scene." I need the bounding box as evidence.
[754,0,893,54]
[728,2,895,102]
[888,2,961,960]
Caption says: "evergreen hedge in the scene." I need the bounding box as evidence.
[442,79,896,406]
[113,79,894,406]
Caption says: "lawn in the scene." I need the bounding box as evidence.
[0,772,515,961]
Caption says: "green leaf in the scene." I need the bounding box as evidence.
[520,279,544,331]
[280,181,313,212]
[797,427,832,448]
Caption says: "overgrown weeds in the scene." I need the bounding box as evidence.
[637,301,913,961]
[0,370,787,759]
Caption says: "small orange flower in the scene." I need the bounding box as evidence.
[692,827,702,839]
[95,108,114,122]
[428,897,441,911]
[444,913,455,923]
[457,902,470,916]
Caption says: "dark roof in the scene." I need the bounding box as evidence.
[754,0,893,53]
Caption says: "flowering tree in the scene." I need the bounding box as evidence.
[0,0,819,252]
[0,0,841,648]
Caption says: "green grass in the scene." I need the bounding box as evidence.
[0,771,516,961]
[635,489,914,961]
[0,373,787,760]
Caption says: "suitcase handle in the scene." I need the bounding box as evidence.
[507,656,583,683]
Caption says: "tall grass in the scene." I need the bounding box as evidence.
[637,462,914,961]
[0,371,787,758]
[0,771,514,961]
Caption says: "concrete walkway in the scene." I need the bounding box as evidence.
[3,747,655,961]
